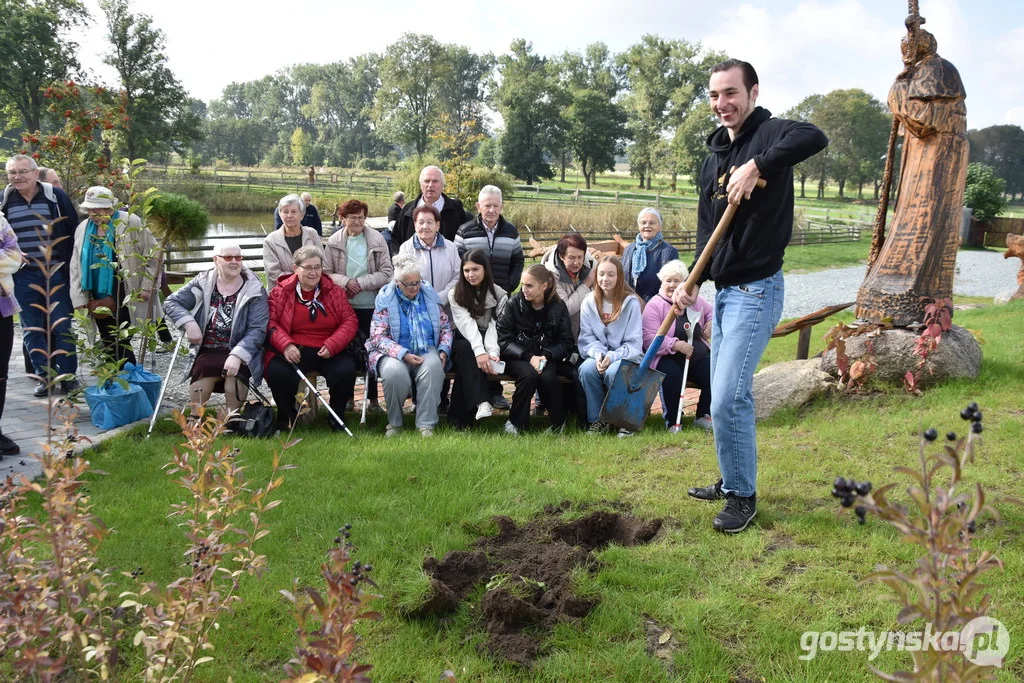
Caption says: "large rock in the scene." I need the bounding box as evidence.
[752,359,836,421]
[819,325,981,386]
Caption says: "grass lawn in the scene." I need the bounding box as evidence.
[26,299,1024,681]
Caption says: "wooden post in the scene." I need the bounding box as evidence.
[796,326,812,360]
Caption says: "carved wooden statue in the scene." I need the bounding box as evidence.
[1005,234,1024,302]
[855,9,968,326]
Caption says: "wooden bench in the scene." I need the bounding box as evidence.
[771,302,855,359]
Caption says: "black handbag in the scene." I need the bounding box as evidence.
[227,377,276,438]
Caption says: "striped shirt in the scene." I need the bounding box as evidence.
[4,189,55,266]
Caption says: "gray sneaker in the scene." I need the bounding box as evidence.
[504,420,521,435]
[616,428,635,438]
[694,415,713,432]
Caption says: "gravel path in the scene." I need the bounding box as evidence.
[696,249,1018,319]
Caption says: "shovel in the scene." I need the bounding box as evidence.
[600,177,766,432]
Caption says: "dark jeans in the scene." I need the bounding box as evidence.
[449,337,489,427]
[14,267,77,378]
[0,315,13,422]
[658,352,711,426]
[354,307,377,402]
[265,346,358,429]
[91,281,137,367]
[504,359,580,431]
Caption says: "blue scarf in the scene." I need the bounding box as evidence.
[295,280,327,321]
[80,213,118,299]
[396,288,433,355]
[631,231,663,282]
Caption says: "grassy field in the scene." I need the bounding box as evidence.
[20,298,1020,681]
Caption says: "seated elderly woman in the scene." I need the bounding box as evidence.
[622,207,679,302]
[163,243,269,413]
[263,194,321,288]
[397,205,460,305]
[264,245,359,431]
[541,233,595,337]
[366,254,452,438]
[642,259,713,432]
[69,185,160,367]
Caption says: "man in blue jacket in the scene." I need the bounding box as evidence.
[2,155,80,396]
[674,60,828,533]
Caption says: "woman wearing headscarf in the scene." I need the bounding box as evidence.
[69,185,161,366]
[621,207,679,302]
[263,194,320,288]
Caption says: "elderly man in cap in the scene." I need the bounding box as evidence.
[390,165,469,254]
[1,155,79,396]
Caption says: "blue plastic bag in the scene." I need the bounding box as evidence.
[119,362,163,409]
[84,382,154,430]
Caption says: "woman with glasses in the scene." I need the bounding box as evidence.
[163,242,269,414]
[396,205,460,305]
[69,185,160,367]
[264,245,359,432]
[365,254,452,438]
[323,198,394,412]
[263,194,320,289]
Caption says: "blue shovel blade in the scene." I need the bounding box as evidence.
[599,359,666,432]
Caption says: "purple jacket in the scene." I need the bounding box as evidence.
[641,293,712,371]
[0,216,22,318]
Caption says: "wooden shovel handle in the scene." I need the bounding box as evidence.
[655,177,768,337]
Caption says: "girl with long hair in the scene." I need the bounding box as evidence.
[448,249,508,427]
[496,264,580,434]
[578,255,644,436]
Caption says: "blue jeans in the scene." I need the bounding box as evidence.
[710,270,784,497]
[579,357,624,424]
[13,267,78,378]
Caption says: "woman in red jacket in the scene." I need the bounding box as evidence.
[265,245,359,431]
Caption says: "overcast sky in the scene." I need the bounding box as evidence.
[76,0,1022,131]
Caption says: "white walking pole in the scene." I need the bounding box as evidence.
[670,312,697,432]
[146,333,185,438]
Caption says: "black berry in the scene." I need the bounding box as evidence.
[946,432,957,441]
[923,428,938,442]
[968,402,979,412]
[971,410,982,422]
[855,481,872,496]
[960,408,973,420]
[971,422,983,434]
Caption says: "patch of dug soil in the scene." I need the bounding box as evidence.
[409,502,662,665]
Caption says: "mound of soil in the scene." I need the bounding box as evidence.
[410,501,662,665]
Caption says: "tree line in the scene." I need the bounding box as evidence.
[2,0,1023,200]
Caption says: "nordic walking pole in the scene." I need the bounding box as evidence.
[287,359,355,437]
[672,317,696,431]
[146,332,186,438]
[360,372,370,425]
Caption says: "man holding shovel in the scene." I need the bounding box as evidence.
[673,59,827,533]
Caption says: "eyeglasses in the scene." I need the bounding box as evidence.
[342,215,366,223]
[7,169,36,177]
[298,264,323,272]
[217,254,243,262]
[398,279,422,288]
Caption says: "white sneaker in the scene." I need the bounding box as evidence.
[694,415,714,432]
[616,428,635,438]
[475,401,493,420]
[385,424,402,438]
[420,427,434,438]
[504,420,520,435]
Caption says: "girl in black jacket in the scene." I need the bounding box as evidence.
[497,264,580,434]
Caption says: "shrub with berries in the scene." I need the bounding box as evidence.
[830,402,1009,680]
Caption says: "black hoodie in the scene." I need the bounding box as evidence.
[693,106,828,289]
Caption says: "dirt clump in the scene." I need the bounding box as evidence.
[408,502,662,665]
